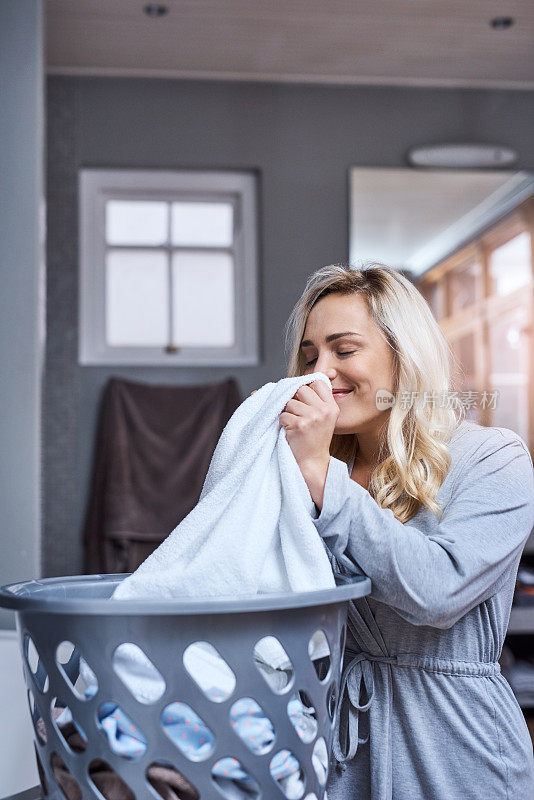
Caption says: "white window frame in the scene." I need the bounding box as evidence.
[79,168,259,365]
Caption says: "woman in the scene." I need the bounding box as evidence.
[279,264,534,799]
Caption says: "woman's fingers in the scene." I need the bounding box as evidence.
[284,398,309,416]
[279,411,292,429]
[288,386,318,411]
[279,380,339,467]
[289,381,334,411]
[309,379,334,401]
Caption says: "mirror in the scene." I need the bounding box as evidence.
[349,167,534,275]
[349,167,534,448]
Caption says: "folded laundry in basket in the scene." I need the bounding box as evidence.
[49,710,199,800]
[79,637,328,797]
[56,691,320,798]
[95,373,335,798]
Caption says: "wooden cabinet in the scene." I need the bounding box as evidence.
[416,198,534,454]
[417,199,534,729]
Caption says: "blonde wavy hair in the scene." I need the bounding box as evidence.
[285,263,465,523]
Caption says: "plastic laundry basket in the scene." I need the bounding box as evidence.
[0,573,370,800]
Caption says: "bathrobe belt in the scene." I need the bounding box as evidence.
[333,650,502,766]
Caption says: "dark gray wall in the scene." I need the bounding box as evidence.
[0,1,44,628]
[45,76,534,577]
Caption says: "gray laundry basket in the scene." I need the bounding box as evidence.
[0,574,370,800]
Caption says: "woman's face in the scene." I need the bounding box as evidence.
[301,292,396,436]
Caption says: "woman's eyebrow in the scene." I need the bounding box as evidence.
[300,331,363,347]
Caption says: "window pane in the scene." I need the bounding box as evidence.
[451,331,478,421]
[452,332,476,384]
[106,250,168,345]
[447,259,481,315]
[171,202,233,247]
[488,303,529,439]
[489,232,531,297]
[452,333,478,422]
[106,201,168,246]
[419,281,442,320]
[172,252,234,346]
[489,304,528,375]
[490,385,529,442]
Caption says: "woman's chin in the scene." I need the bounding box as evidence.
[334,410,372,436]
[334,422,360,436]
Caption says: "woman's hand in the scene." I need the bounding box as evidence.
[278,381,339,477]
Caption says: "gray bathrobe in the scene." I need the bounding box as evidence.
[312,420,534,800]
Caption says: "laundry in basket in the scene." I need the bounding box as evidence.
[0,373,372,800]
[113,372,336,601]
[99,373,337,795]
[2,570,372,800]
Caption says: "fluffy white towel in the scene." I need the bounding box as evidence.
[102,374,334,800]
[113,371,336,601]
[105,370,336,741]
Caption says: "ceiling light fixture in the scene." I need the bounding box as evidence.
[406,143,518,169]
[143,4,169,17]
[490,16,514,30]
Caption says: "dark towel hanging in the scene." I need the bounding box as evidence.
[83,377,242,574]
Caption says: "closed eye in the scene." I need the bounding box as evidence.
[304,350,356,366]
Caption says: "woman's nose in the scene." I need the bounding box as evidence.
[315,361,337,382]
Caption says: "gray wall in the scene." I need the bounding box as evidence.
[45,76,534,577]
[0,1,44,627]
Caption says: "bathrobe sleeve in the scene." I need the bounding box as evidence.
[312,428,534,629]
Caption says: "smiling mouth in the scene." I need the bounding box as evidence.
[332,390,353,399]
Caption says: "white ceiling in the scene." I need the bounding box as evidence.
[46,0,534,89]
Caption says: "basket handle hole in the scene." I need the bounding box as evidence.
[51,696,88,754]
[56,640,98,701]
[212,758,261,799]
[28,688,47,746]
[183,641,236,702]
[230,697,276,755]
[327,681,338,721]
[161,700,215,762]
[269,749,306,798]
[112,642,165,704]
[253,636,294,694]
[24,634,49,693]
[312,737,329,786]
[309,630,332,683]
[96,702,147,760]
[287,689,318,743]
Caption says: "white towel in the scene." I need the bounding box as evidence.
[99,375,334,800]
[113,371,336,601]
[105,371,336,731]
